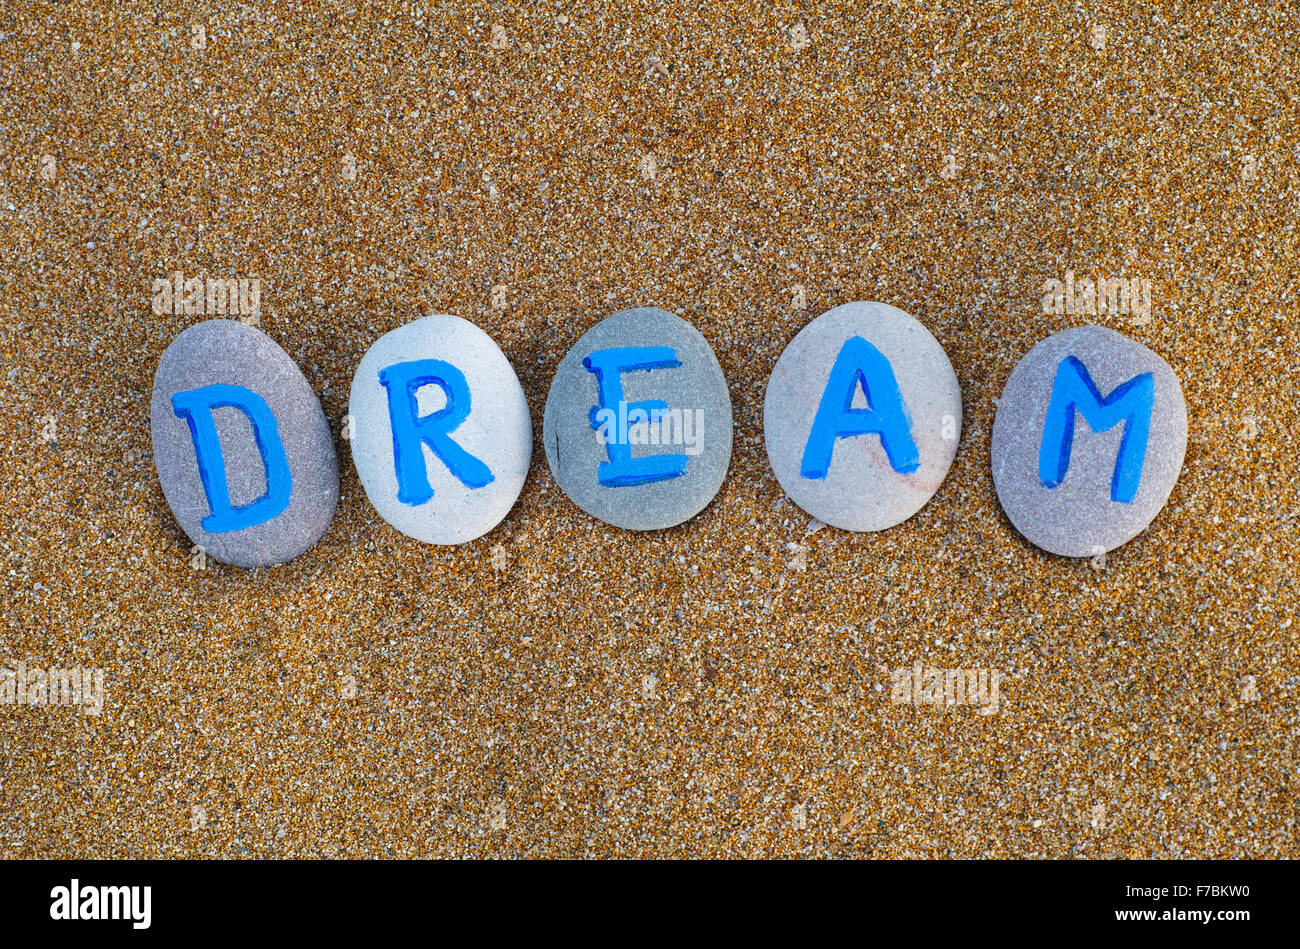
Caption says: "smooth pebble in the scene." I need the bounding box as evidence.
[991,324,1187,557]
[150,319,338,568]
[543,307,732,530]
[348,314,532,545]
[764,302,962,532]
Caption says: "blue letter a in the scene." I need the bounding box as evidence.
[800,336,920,478]
[379,359,493,506]
[1038,355,1154,504]
[171,383,292,533]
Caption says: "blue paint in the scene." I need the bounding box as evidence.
[1038,355,1154,504]
[171,383,292,533]
[582,346,688,486]
[800,336,920,478]
[379,359,494,506]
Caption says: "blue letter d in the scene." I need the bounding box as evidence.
[172,383,293,533]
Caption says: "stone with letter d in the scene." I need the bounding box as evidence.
[150,319,339,567]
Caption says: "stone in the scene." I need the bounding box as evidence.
[543,307,732,530]
[150,319,339,568]
[348,314,532,545]
[990,324,1187,557]
[763,302,962,531]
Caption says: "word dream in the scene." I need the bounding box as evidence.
[150,305,1185,567]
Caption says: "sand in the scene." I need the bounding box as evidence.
[1,1,1295,857]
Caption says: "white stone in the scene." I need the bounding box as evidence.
[763,302,961,532]
[348,315,532,545]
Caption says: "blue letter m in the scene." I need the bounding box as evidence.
[1038,355,1154,504]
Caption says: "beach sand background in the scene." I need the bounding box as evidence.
[1,1,1296,857]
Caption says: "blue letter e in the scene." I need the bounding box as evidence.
[378,359,494,506]
[800,336,920,479]
[582,346,688,487]
[1038,355,1153,504]
[171,383,292,533]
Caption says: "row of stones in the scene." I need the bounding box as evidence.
[151,303,1187,568]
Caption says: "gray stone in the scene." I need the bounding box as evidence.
[543,307,732,530]
[151,319,339,568]
[990,324,1187,557]
[348,314,532,545]
[763,302,962,532]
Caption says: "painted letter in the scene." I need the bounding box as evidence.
[1038,355,1153,503]
[800,336,919,478]
[378,359,493,506]
[582,347,688,486]
[172,384,293,533]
